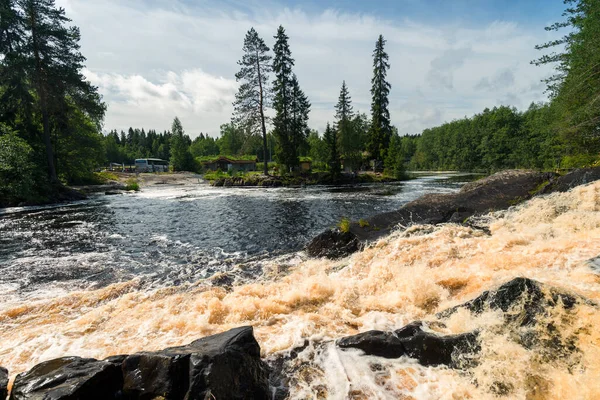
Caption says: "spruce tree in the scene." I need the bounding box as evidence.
[335,81,358,171]
[323,122,340,178]
[233,28,271,175]
[368,34,392,166]
[272,25,295,170]
[272,26,311,171]
[289,74,310,163]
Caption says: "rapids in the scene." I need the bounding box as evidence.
[1,177,600,399]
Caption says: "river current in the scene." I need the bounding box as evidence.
[1,174,600,399]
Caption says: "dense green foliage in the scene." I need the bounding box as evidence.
[0,126,36,204]
[0,0,106,204]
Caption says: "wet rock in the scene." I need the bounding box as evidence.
[1,367,8,400]
[305,229,361,259]
[121,326,269,400]
[9,357,122,400]
[338,278,591,369]
[541,166,600,194]
[307,170,556,259]
[437,277,580,325]
[337,323,479,367]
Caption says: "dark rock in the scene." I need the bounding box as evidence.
[9,357,122,400]
[437,277,581,326]
[541,166,600,194]
[1,366,8,400]
[104,191,123,196]
[307,170,556,259]
[305,229,361,259]
[338,278,592,369]
[121,326,269,400]
[337,323,479,367]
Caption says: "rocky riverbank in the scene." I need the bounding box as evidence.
[307,167,600,259]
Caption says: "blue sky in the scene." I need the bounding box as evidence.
[57,0,566,137]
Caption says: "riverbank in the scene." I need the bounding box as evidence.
[208,171,401,187]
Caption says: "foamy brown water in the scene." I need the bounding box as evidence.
[1,181,600,398]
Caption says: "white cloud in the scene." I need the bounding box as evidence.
[58,0,556,137]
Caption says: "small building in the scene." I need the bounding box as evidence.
[200,156,257,172]
[299,157,312,172]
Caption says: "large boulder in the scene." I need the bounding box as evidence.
[307,170,556,259]
[8,326,270,400]
[1,367,8,400]
[121,326,269,400]
[9,357,122,400]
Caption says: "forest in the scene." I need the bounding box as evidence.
[1,0,599,205]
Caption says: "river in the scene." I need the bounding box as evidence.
[1,174,599,399]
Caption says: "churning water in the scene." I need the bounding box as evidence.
[1,174,600,399]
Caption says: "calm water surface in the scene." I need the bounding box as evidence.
[0,174,477,303]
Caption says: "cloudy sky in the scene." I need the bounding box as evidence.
[56,0,565,138]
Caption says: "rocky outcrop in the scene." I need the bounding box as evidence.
[121,326,269,400]
[9,326,270,400]
[1,367,8,400]
[337,278,591,368]
[307,170,555,258]
[305,229,361,259]
[541,166,600,194]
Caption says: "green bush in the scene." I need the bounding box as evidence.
[124,178,140,191]
[338,217,351,233]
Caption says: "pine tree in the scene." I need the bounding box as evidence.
[323,122,340,178]
[13,0,105,182]
[335,81,358,171]
[233,28,271,175]
[368,34,392,166]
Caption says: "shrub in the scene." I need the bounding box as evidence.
[124,178,140,191]
[359,219,370,228]
[338,217,351,233]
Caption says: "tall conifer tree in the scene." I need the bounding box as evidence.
[272,25,310,170]
[233,28,271,175]
[368,34,392,166]
[323,122,340,178]
[335,81,357,170]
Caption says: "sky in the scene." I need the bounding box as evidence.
[55,0,567,138]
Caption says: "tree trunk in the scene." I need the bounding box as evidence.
[41,93,57,183]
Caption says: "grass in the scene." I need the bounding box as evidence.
[359,218,370,228]
[124,178,140,191]
[94,171,119,182]
[338,217,351,233]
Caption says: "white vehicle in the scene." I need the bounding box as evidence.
[135,158,169,172]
